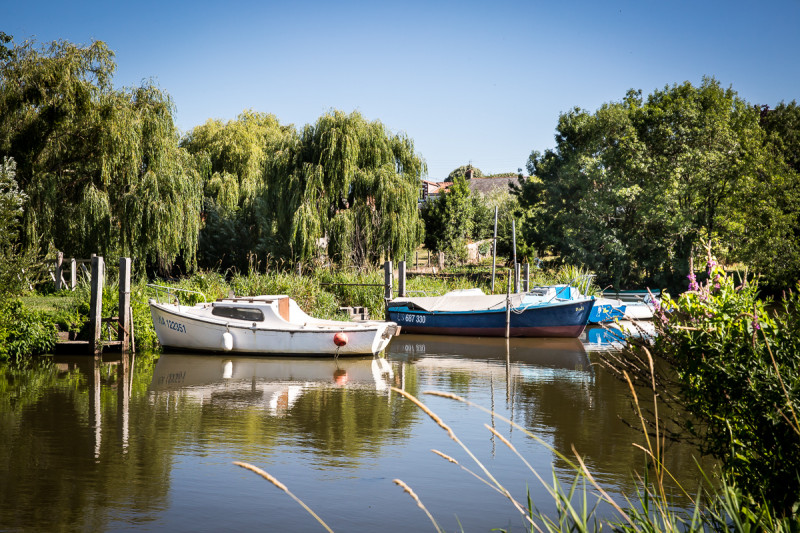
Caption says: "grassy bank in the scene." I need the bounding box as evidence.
[2,264,598,359]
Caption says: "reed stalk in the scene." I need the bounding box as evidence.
[233,461,334,533]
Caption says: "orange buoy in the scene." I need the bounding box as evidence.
[333,332,348,347]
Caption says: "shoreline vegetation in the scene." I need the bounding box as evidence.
[1,260,598,360]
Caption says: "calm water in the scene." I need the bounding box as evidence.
[1,325,705,532]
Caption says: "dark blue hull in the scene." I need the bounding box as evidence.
[387,299,593,338]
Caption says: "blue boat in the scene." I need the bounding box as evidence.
[528,284,626,324]
[588,298,627,323]
[386,287,594,338]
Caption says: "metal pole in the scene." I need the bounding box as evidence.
[514,263,520,294]
[491,206,498,292]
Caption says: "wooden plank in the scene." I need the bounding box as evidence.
[55,252,63,291]
[89,256,104,356]
[398,261,406,298]
[119,257,131,353]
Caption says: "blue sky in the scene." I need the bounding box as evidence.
[4,0,799,181]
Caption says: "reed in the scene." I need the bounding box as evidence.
[233,461,334,533]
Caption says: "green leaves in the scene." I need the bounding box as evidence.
[0,39,202,272]
[519,77,798,291]
[654,260,800,512]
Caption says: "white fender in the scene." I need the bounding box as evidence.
[221,331,234,352]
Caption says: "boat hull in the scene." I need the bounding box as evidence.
[150,302,397,356]
[387,299,592,338]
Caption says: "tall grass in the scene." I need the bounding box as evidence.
[234,362,797,532]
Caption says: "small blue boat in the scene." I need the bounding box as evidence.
[387,287,594,338]
[527,284,626,324]
[588,298,627,323]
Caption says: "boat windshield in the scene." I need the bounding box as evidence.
[211,306,265,322]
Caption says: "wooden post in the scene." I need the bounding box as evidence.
[384,260,393,320]
[70,258,77,290]
[119,257,132,354]
[415,251,418,270]
[398,260,406,298]
[491,206,498,293]
[505,271,512,339]
[55,252,64,291]
[523,263,530,292]
[512,219,517,267]
[438,251,445,270]
[89,255,105,356]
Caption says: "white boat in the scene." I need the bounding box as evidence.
[149,291,400,356]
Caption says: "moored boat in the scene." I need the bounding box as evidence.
[149,291,399,356]
[386,287,594,338]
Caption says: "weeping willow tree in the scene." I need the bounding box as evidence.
[181,111,296,270]
[0,38,202,270]
[263,110,425,266]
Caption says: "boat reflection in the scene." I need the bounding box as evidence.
[582,320,656,349]
[149,354,394,413]
[387,334,592,386]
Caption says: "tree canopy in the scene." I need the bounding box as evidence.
[261,110,425,266]
[517,77,799,289]
[0,38,202,270]
[446,164,483,181]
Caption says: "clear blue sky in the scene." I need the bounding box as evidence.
[4,0,799,181]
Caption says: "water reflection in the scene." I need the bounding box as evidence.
[150,354,395,414]
[0,328,705,533]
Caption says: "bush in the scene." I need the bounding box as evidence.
[650,258,800,513]
[0,299,57,361]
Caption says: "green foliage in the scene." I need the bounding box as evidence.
[262,110,425,267]
[519,78,797,291]
[182,111,296,272]
[733,101,800,289]
[421,175,474,263]
[0,299,57,361]
[446,164,483,181]
[0,156,34,296]
[0,38,202,272]
[651,258,800,513]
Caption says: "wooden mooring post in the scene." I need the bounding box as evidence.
[118,257,132,354]
[89,256,105,356]
[398,260,406,298]
[384,260,393,320]
[57,255,133,355]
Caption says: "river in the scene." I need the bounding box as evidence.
[0,324,707,532]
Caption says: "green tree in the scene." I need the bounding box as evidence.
[0,39,202,271]
[262,110,425,266]
[733,101,800,288]
[519,78,771,290]
[181,111,296,271]
[0,157,32,296]
[446,164,483,181]
[421,174,474,263]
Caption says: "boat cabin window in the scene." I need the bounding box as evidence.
[211,306,264,322]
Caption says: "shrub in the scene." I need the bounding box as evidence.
[646,257,800,513]
[0,299,57,361]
